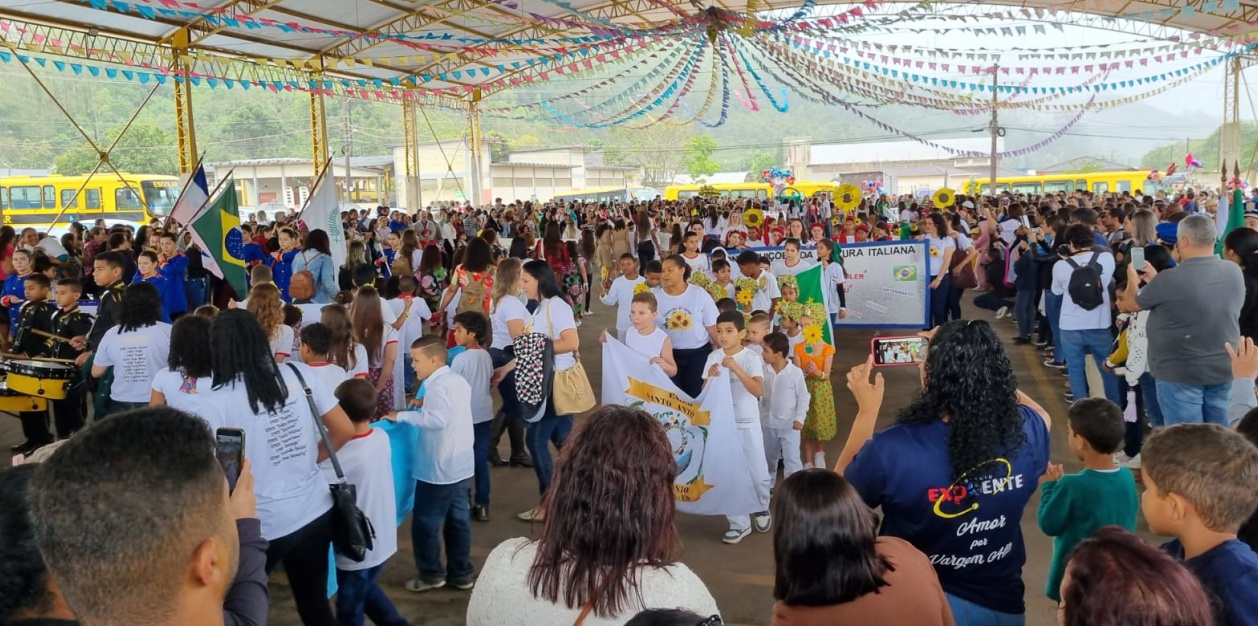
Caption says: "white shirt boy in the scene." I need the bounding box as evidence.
[393,366,474,485]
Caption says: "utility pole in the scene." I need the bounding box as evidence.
[342,98,352,205]
[988,65,999,192]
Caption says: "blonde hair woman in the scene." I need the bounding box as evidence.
[489,258,531,467]
[246,283,292,362]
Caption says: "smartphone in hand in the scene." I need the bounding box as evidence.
[871,336,929,366]
[215,428,246,493]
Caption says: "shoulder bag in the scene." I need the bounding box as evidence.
[285,362,376,562]
[544,298,596,415]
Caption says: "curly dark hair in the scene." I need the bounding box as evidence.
[528,405,680,618]
[117,281,162,332]
[168,314,212,378]
[897,320,1024,480]
[209,309,287,414]
[0,465,54,622]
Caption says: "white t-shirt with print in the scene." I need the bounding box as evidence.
[531,297,578,371]
[749,271,782,313]
[319,429,397,571]
[923,234,955,278]
[680,253,710,275]
[94,323,172,402]
[702,347,764,428]
[150,367,215,420]
[654,285,719,350]
[201,362,338,540]
[772,258,815,278]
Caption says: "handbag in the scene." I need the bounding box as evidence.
[544,299,596,415]
[949,244,977,290]
[285,363,376,562]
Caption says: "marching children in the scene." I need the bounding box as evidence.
[450,311,495,523]
[1037,398,1138,603]
[1141,424,1258,626]
[47,278,93,439]
[602,291,677,377]
[600,253,646,340]
[386,336,476,593]
[735,250,780,316]
[760,332,809,480]
[680,231,710,275]
[778,304,805,355]
[711,259,735,300]
[744,312,772,357]
[703,310,771,544]
[9,273,56,455]
[643,259,664,291]
[323,378,410,626]
[793,304,836,469]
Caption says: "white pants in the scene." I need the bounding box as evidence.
[727,424,773,531]
[762,426,803,479]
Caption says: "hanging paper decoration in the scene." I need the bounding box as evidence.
[933,188,956,209]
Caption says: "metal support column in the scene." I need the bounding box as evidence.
[402,99,421,210]
[1221,57,1242,176]
[171,28,198,174]
[310,80,330,181]
[988,66,999,191]
[468,88,484,208]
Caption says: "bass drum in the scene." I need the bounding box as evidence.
[0,380,47,413]
[5,359,75,400]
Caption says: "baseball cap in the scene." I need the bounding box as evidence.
[961,200,975,209]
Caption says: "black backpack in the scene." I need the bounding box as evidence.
[1065,250,1105,311]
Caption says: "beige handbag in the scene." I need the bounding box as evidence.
[545,298,596,415]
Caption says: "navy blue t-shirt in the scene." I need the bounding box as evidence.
[846,405,1050,615]
[1164,538,1258,626]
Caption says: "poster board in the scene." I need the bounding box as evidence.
[744,240,929,329]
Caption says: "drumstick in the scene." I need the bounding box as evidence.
[31,329,73,344]
[0,352,78,364]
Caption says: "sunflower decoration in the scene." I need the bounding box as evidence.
[706,282,728,303]
[778,301,802,322]
[932,187,956,209]
[665,309,693,331]
[835,183,862,212]
[736,288,754,308]
[689,270,711,288]
[744,207,765,228]
[698,184,720,198]
[802,323,824,345]
[633,282,651,295]
[777,273,799,294]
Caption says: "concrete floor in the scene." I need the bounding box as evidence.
[0,299,1154,626]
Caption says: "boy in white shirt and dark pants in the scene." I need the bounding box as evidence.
[322,378,409,626]
[759,332,809,480]
[451,310,495,522]
[703,310,772,545]
[385,336,476,593]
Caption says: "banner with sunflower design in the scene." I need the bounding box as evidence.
[601,338,761,516]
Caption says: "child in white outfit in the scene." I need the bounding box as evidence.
[602,291,678,377]
[759,332,809,480]
[703,310,771,545]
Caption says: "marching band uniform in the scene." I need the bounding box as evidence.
[47,303,93,438]
[10,295,55,455]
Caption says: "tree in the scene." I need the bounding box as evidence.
[746,152,778,180]
[683,135,720,181]
[54,122,179,176]
[603,123,695,187]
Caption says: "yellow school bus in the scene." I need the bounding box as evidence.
[552,187,660,203]
[965,171,1161,197]
[0,173,182,227]
[664,180,837,201]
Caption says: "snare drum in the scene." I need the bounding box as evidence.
[5,359,75,400]
[0,380,47,412]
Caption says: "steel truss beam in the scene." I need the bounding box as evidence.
[311,89,330,178]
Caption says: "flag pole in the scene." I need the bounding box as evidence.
[294,157,336,223]
[176,167,236,241]
[166,151,207,227]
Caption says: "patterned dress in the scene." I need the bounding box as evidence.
[795,342,837,441]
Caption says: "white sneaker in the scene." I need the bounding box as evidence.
[1121,453,1141,470]
[995,306,1009,319]
[405,578,446,593]
[803,462,814,470]
[517,507,545,522]
[813,452,827,469]
[722,527,752,544]
[753,512,772,533]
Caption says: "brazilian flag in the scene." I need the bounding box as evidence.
[190,175,248,298]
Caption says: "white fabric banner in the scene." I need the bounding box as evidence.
[302,173,347,269]
[601,339,760,517]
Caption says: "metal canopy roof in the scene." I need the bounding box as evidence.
[2,0,1257,106]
